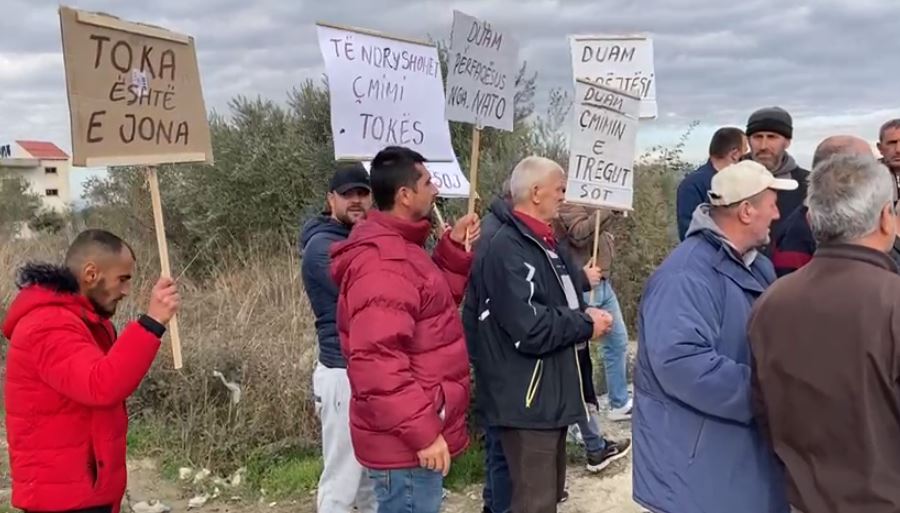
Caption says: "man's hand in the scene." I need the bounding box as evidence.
[147,277,180,325]
[450,213,481,245]
[586,307,614,339]
[583,261,603,288]
[417,434,451,476]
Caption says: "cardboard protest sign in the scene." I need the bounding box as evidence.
[360,158,470,198]
[59,6,213,167]
[317,23,456,162]
[445,10,518,131]
[565,78,640,211]
[570,35,657,119]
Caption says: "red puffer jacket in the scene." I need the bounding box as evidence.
[2,264,162,513]
[331,210,472,469]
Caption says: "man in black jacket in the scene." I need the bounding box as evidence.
[465,156,615,513]
[463,183,513,513]
[299,163,375,513]
[771,135,874,277]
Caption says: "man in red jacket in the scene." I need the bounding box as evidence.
[3,229,179,513]
[331,146,480,513]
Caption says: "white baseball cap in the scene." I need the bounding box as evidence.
[707,160,798,206]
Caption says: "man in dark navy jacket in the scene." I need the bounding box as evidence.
[771,135,874,277]
[299,163,375,513]
[676,127,747,240]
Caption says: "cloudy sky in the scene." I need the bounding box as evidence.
[2,0,899,197]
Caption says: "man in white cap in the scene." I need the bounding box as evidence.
[632,160,796,513]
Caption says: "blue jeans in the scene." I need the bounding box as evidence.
[585,280,630,409]
[368,467,443,513]
[482,426,511,513]
[576,403,606,454]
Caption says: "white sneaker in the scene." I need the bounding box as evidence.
[608,398,633,422]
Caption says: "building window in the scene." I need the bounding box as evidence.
[45,167,58,174]
[45,189,59,197]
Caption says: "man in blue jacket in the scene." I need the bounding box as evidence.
[299,163,375,513]
[676,127,747,240]
[633,160,796,513]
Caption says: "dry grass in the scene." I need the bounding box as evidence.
[0,232,320,475]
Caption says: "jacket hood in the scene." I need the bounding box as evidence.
[488,197,516,225]
[2,263,97,339]
[740,152,799,178]
[330,210,433,286]
[300,215,351,249]
[685,205,758,267]
[772,152,798,178]
[488,197,540,239]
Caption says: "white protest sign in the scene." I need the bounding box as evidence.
[445,11,518,131]
[569,35,657,119]
[361,159,470,198]
[317,23,455,161]
[565,78,640,211]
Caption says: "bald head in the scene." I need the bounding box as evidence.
[812,135,873,169]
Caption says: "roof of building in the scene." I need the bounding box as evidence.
[16,140,70,161]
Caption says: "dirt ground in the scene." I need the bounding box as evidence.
[0,401,643,513]
[124,458,641,513]
[122,395,644,513]
[1,381,644,513]
[0,432,641,513]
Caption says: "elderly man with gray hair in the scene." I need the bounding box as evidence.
[749,154,900,513]
[465,156,615,513]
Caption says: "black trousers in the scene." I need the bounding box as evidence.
[499,428,567,513]
[25,506,112,513]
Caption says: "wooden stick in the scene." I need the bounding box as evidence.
[589,209,602,304]
[147,166,183,369]
[433,203,447,231]
[465,126,482,252]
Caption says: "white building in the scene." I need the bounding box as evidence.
[0,140,73,212]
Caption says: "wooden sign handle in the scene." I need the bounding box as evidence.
[433,203,447,232]
[147,166,183,369]
[589,209,602,304]
[464,126,482,252]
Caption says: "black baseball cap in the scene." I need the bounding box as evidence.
[329,162,371,195]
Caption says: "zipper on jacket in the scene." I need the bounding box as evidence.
[521,233,591,419]
[525,359,543,408]
[573,347,589,420]
[88,440,99,487]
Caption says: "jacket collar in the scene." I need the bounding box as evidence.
[686,205,759,268]
[490,197,543,243]
[685,214,770,294]
[816,243,898,273]
[366,210,432,247]
[713,248,768,294]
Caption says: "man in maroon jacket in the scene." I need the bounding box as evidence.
[331,146,480,513]
[3,229,179,513]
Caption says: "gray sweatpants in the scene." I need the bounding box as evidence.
[313,363,377,513]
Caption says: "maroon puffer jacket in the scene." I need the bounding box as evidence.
[330,210,472,469]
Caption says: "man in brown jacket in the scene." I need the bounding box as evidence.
[553,205,632,420]
[748,153,900,513]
